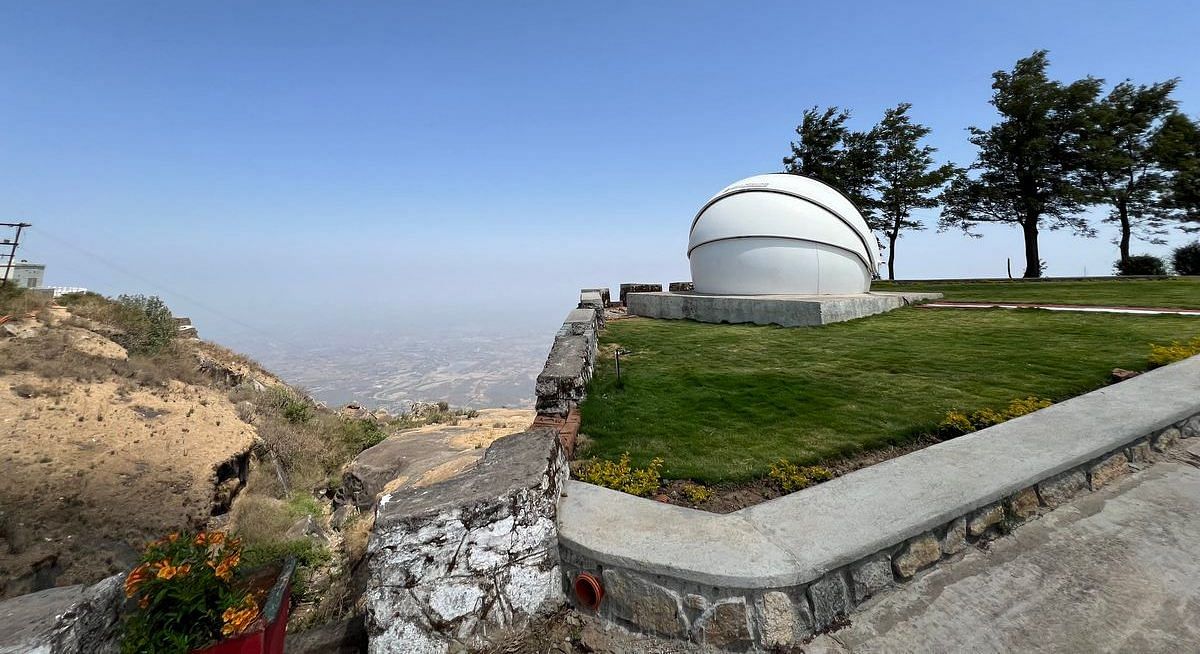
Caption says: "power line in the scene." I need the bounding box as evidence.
[1,222,32,289]
[28,225,280,343]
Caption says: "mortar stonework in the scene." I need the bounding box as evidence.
[558,353,1200,652]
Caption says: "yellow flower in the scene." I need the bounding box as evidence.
[156,565,177,581]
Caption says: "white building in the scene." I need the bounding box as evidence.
[1,260,46,289]
[688,174,880,295]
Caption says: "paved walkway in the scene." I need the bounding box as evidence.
[921,301,1200,316]
[811,446,1200,654]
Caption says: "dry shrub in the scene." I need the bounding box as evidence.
[0,285,51,317]
[9,382,65,399]
[254,419,329,493]
[228,495,295,547]
[342,513,373,568]
[0,331,204,390]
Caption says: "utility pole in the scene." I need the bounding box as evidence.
[1,222,32,289]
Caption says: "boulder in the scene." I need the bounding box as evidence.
[341,438,412,509]
[0,574,124,654]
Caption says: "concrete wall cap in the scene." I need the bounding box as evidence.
[558,355,1200,588]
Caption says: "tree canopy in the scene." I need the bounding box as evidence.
[1079,79,1184,264]
[939,50,1102,278]
[782,106,879,223]
[873,103,957,280]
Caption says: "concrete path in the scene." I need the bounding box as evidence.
[811,450,1200,654]
[921,301,1200,316]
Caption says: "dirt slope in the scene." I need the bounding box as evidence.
[0,317,257,599]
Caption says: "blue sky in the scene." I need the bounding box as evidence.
[3,1,1199,352]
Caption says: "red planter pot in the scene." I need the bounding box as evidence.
[193,559,295,654]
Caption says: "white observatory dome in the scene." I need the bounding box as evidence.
[688,174,880,295]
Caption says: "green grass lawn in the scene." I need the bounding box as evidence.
[579,307,1200,484]
[872,277,1200,308]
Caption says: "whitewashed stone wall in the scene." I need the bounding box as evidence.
[0,573,125,654]
[366,428,569,654]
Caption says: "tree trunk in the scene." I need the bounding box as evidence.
[1021,218,1041,278]
[1118,201,1131,265]
[887,228,898,281]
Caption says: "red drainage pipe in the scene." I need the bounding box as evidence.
[573,572,604,611]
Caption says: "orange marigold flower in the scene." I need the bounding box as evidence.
[157,565,178,581]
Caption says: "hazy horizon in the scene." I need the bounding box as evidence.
[5,1,1199,409]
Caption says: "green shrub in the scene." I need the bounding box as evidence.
[1114,254,1169,276]
[339,418,387,453]
[767,461,834,493]
[681,482,713,505]
[937,396,1053,437]
[1173,241,1200,276]
[264,387,313,424]
[1149,336,1200,367]
[242,538,330,570]
[575,453,663,497]
[65,293,177,354]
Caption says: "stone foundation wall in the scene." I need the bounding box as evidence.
[365,428,569,654]
[560,413,1200,651]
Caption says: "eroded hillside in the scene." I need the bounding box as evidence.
[0,287,534,644]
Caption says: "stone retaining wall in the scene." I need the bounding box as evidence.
[558,355,1200,652]
[533,293,605,418]
[365,427,569,654]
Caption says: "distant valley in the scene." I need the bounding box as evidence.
[253,332,547,412]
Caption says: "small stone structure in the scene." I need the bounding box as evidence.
[558,355,1200,651]
[626,290,942,328]
[0,574,125,654]
[365,427,569,654]
[618,283,662,306]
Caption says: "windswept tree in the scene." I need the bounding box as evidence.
[873,103,957,279]
[1155,111,1200,226]
[1079,79,1185,265]
[940,51,1102,278]
[783,106,879,222]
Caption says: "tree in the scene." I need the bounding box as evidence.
[783,106,879,222]
[1079,79,1184,265]
[940,51,1102,278]
[873,104,957,279]
[1155,111,1200,225]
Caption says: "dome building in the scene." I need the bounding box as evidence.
[688,174,880,295]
